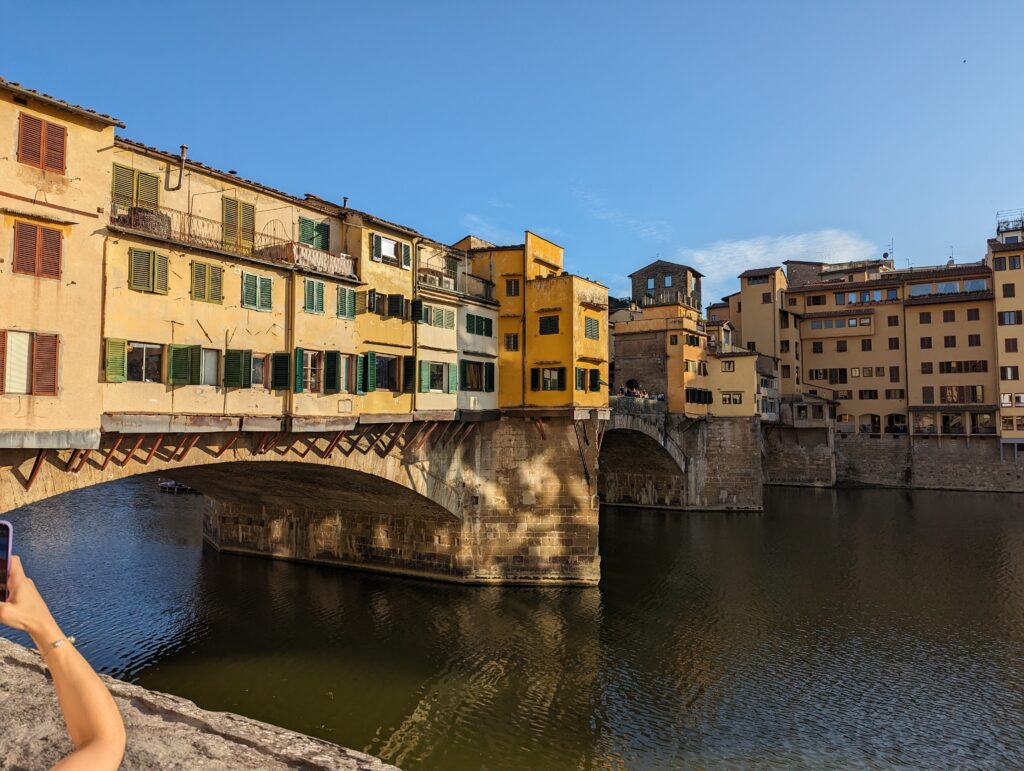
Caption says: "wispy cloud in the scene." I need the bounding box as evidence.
[677,228,877,305]
[458,213,518,246]
[487,199,513,209]
[573,186,669,241]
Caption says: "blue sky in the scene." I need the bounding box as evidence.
[4,1,1020,303]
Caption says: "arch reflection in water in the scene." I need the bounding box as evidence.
[4,478,1024,769]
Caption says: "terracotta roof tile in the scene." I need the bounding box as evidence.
[0,77,124,127]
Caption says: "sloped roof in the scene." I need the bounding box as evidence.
[738,266,781,278]
[628,259,704,278]
[0,77,124,127]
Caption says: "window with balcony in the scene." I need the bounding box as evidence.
[112,165,159,212]
[0,330,59,395]
[18,113,65,174]
[222,197,255,249]
[12,221,62,279]
[298,217,330,251]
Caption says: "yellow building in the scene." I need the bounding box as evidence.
[457,231,608,410]
[986,211,1024,445]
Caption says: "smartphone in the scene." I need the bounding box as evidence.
[0,521,11,602]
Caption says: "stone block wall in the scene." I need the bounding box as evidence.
[762,426,836,486]
[679,415,763,509]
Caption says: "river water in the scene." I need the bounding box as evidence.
[3,478,1023,769]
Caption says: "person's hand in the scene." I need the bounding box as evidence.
[0,556,61,646]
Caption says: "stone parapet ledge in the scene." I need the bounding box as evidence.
[608,395,668,415]
[0,637,397,770]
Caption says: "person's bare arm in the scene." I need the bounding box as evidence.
[0,556,126,771]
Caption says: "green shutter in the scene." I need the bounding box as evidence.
[271,352,290,389]
[304,279,314,312]
[484,317,493,337]
[242,350,253,388]
[191,261,207,301]
[403,356,416,393]
[298,216,315,246]
[104,338,127,382]
[168,344,191,385]
[484,362,495,393]
[444,309,454,329]
[112,164,135,208]
[576,367,585,390]
[372,233,382,261]
[209,266,223,302]
[365,352,377,391]
[136,172,159,210]
[154,254,169,294]
[129,248,154,292]
[294,347,304,392]
[258,276,273,310]
[355,354,366,395]
[188,346,203,385]
[222,197,238,248]
[346,288,356,318]
[419,359,430,392]
[401,243,411,269]
[324,351,341,393]
[466,313,474,333]
[433,306,443,327]
[411,299,423,323]
[315,221,329,251]
[239,201,255,248]
[242,273,258,308]
[338,287,347,317]
[557,368,566,391]
[315,281,325,313]
[448,362,459,393]
[459,360,468,392]
[224,349,244,388]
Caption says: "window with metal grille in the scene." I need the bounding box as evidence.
[12,221,61,279]
[18,113,65,173]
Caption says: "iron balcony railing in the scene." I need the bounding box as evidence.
[640,290,699,309]
[109,201,356,278]
[417,267,494,301]
[997,209,1024,233]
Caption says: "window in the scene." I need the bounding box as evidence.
[0,330,59,395]
[300,350,322,392]
[199,349,219,386]
[889,366,900,383]
[538,315,559,335]
[386,294,406,319]
[467,313,493,336]
[12,222,62,279]
[888,315,899,327]
[909,284,933,297]
[968,308,980,321]
[1013,256,1022,270]
[859,317,871,326]
[722,360,735,372]
[999,311,1023,326]
[584,317,600,340]
[781,364,791,378]
[17,113,65,173]
[837,340,847,353]
[1002,366,1020,381]
[669,334,679,346]
[127,249,169,294]
[336,287,356,319]
[529,366,565,391]
[812,342,823,353]
[664,275,673,288]
[994,256,1007,271]
[298,217,330,251]
[919,312,932,324]
[920,337,932,349]
[851,368,861,377]
[968,334,981,347]
[427,362,446,392]
[942,309,955,322]
[685,388,713,404]
[875,366,884,377]
[834,293,846,305]
[861,339,872,352]
[1007,338,1019,353]
[780,340,790,353]
[646,277,655,290]
[746,342,756,351]
[369,233,410,269]
[222,197,255,249]
[685,334,701,347]
[788,298,797,307]
[1001,393,1012,407]
[460,360,494,392]
[922,386,935,404]
[1004,283,1017,299]
[885,389,905,399]
[940,385,985,404]
[858,390,878,400]
[191,261,224,303]
[747,275,769,285]
[887,288,899,301]
[1017,394,1024,407]
[762,292,771,304]
[241,272,274,311]
[124,341,161,382]
[304,279,325,313]
[808,295,826,306]
[112,164,159,211]
[372,354,399,391]
[505,333,519,352]
[252,354,267,388]
[944,335,956,348]
[721,392,743,405]
[921,362,933,374]
[506,278,520,297]
[886,337,898,350]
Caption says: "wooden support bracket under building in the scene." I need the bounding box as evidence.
[141,434,164,466]
[445,422,470,448]
[65,449,84,471]
[281,434,301,455]
[254,432,270,455]
[119,434,147,468]
[322,431,347,459]
[454,423,476,449]
[174,434,201,463]
[533,418,547,440]
[100,435,125,472]
[23,449,48,491]
[437,421,459,447]
[573,421,592,486]
[412,422,439,451]
[72,449,92,474]
[296,435,319,459]
[402,422,427,450]
[379,423,408,457]
[214,432,241,459]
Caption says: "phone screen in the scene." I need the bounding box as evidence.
[0,523,10,602]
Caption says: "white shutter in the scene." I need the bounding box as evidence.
[4,331,32,394]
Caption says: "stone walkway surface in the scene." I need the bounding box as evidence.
[0,637,398,770]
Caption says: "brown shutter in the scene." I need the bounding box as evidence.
[13,222,38,274]
[39,227,62,278]
[43,122,66,173]
[18,113,42,167]
[31,333,59,396]
[0,330,6,395]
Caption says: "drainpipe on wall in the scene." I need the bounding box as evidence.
[168,145,187,191]
[410,237,421,414]
[285,270,295,421]
[521,248,528,407]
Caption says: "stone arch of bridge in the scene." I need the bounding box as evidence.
[598,428,687,477]
[0,425,467,519]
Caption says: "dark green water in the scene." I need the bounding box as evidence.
[4,479,1024,769]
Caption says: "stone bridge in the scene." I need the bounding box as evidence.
[0,412,605,586]
[599,397,763,510]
